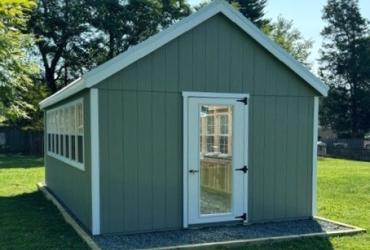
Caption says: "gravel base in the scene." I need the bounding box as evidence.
[93,219,350,250]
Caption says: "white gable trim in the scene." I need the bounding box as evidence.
[39,0,328,109]
[39,77,84,109]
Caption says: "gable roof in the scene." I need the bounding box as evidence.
[40,0,328,109]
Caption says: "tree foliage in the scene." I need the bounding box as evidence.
[28,0,95,92]
[28,0,191,93]
[0,0,45,127]
[319,0,370,138]
[264,16,313,67]
[228,0,269,28]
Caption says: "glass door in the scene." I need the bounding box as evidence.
[187,96,247,225]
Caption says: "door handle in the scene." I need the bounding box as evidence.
[189,169,199,174]
[235,165,248,173]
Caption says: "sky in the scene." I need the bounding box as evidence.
[188,0,370,73]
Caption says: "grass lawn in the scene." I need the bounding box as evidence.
[0,154,88,249]
[231,157,370,250]
[0,155,369,249]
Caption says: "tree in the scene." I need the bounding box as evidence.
[28,0,95,92]
[29,0,191,93]
[0,0,44,127]
[160,0,191,28]
[264,16,313,67]
[319,0,370,138]
[88,0,163,61]
[195,0,269,28]
[228,0,269,28]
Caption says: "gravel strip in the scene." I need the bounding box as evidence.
[93,219,350,250]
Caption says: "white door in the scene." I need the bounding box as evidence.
[185,94,248,225]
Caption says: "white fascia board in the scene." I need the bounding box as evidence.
[39,77,85,109]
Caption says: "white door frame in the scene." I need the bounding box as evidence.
[182,91,249,228]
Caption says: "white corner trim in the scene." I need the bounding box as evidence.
[39,0,328,109]
[90,88,100,235]
[312,96,319,216]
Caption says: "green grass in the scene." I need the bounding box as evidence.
[227,157,370,250]
[0,154,88,250]
[0,155,369,249]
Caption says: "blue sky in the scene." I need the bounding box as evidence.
[188,0,370,73]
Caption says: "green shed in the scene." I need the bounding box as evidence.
[39,0,328,235]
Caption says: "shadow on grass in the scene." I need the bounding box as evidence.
[0,154,44,169]
[0,191,88,249]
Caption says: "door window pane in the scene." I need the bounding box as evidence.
[199,105,233,215]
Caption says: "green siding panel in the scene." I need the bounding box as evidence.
[44,90,92,231]
[97,13,317,234]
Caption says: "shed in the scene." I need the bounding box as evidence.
[39,0,328,235]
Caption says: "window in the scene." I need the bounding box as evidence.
[46,99,84,170]
[219,114,229,154]
[206,116,215,153]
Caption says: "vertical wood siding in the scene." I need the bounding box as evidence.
[45,90,92,230]
[97,14,317,233]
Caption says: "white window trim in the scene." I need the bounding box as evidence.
[182,91,249,228]
[46,98,85,171]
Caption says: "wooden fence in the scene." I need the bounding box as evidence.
[0,127,43,156]
[200,157,232,194]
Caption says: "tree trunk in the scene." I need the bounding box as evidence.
[45,69,57,93]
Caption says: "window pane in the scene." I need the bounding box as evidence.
[70,106,76,134]
[77,136,83,163]
[52,134,55,153]
[56,134,59,154]
[55,110,59,135]
[65,135,69,158]
[207,116,214,134]
[48,134,51,152]
[60,134,64,156]
[71,135,76,160]
[200,105,233,215]
[207,136,214,153]
[76,103,84,134]
[220,136,228,154]
[220,115,228,134]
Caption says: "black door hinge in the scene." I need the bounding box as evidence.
[237,97,248,105]
[235,165,248,173]
[235,213,247,220]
